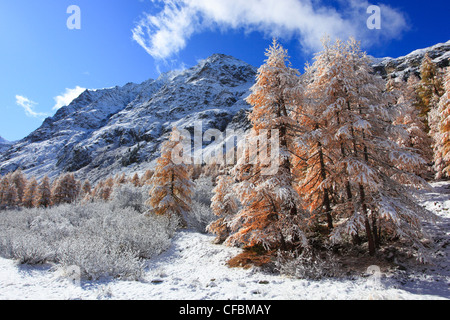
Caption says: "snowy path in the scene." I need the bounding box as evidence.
[0,184,449,300]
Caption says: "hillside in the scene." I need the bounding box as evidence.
[1,41,449,182]
[0,54,256,182]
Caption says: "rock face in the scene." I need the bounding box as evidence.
[0,54,256,182]
[0,137,12,154]
[371,40,450,80]
[1,41,449,182]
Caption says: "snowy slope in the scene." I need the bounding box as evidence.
[372,40,450,80]
[0,54,256,183]
[0,136,12,154]
[0,182,448,300]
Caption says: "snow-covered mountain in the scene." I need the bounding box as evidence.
[0,136,12,154]
[1,41,449,182]
[0,54,256,182]
[372,40,450,80]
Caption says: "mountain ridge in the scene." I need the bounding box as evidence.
[0,54,257,182]
[1,43,449,182]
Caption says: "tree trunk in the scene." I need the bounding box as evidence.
[359,184,376,256]
[318,142,333,230]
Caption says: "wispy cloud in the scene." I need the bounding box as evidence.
[15,95,48,118]
[132,0,408,60]
[52,86,86,111]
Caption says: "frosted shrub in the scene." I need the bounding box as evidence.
[1,230,53,265]
[192,177,213,206]
[186,200,216,233]
[58,235,145,281]
[0,201,178,280]
[110,184,149,213]
[275,250,342,280]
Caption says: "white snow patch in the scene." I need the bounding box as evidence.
[1,183,449,300]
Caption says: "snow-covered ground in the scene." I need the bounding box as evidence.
[0,183,449,300]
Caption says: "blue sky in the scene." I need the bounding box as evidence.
[1,0,449,141]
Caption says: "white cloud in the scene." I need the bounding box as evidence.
[15,95,48,118]
[132,0,408,60]
[52,86,86,111]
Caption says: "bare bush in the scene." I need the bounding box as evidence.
[275,249,343,280]
[0,200,177,280]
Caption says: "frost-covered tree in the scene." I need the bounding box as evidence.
[81,179,92,197]
[434,67,450,177]
[295,38,353,231]
[300,38,434,259]
[22,177,38,208]
[0,174,18,208]
[131,173,141,187]
[226,40,308,251]
[35,175,52,208]
[52,173,79,205]
[147,127,194,227]
[416,53,444,131]
[389,77,433,178]
[207,175,239,244]
[11,170,27,205]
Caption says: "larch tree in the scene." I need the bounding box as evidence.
[389,76,433,178]
[147,127,194,228]
[131,173,141,187]
[416,53,444,131]
[35,175,52,208]
[22,177,38,208]
[52,173,79,205]
[207,174,239,244]
[226,40,308,252]
[295,38,353,231]
[81,179,92,197]
[435,67,450,177]
[11,170,28,206]
[312,38,435,259]
[0,174,18,208]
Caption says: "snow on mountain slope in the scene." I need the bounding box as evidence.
[372,40,450,80]
[0,54,256,182]
[0,136,12,154]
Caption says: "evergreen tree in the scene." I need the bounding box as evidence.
[0,174,18,208]
[389,77,433,178]
[35,175,52,208]
[207,175,239,244]
[302,38,434,258]
[52,173,79,205]
[435,67,450,177]
[416,53,444,131]
[227,40,308,251]
[147,127,194,227]
[22,177,38,208]
[11,169,27,205]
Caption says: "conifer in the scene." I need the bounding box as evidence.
[22,177,38,208]
[207,175,239,244]
[227,40,308,251]
[35,175,52,208]
[147,127,194,227]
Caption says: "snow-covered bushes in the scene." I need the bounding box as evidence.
[109,184,149,213]
[186,200,216,233]
[185,177,216,233]
[275,250,342,280]
[0,200,178,280]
